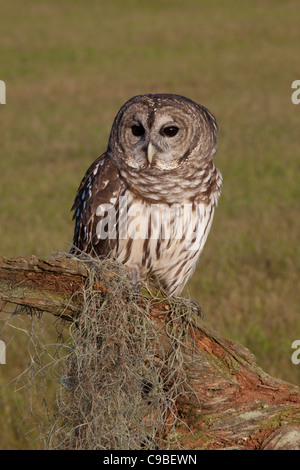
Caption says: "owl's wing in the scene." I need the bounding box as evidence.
[71,153,121,256]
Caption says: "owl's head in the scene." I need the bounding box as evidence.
[108,94,218,173]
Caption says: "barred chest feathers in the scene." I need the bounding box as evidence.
[95,169,221,295]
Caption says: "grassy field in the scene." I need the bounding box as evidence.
[1,0,300,449]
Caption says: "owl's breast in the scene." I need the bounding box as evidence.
[119,167,203,205]
[113,187,216,295]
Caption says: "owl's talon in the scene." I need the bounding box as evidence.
[133,281,142,294]
[128,265,142,294]
[189,299,204,318]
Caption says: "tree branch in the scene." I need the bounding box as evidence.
[1,255,299,450]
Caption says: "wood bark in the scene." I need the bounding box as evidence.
[1,255,300,450]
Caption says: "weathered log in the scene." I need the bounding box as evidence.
[0,255,300,450]
[0,255,87,320]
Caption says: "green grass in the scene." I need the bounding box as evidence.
[1,0,300,449]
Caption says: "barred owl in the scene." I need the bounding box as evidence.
[71,94,222,296]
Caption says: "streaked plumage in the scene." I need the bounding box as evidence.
[71,94,222,295]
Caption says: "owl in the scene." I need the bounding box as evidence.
[71,94,222,296]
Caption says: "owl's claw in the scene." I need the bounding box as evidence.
[133,280,142,293]
[189,299,204,319]
[128,265,142,294]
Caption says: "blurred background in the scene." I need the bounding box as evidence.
[0,0,300,449]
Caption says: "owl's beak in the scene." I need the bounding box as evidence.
[147,142,156,165]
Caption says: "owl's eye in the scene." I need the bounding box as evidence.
[162,126,179,137]
[131,124,145,137]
